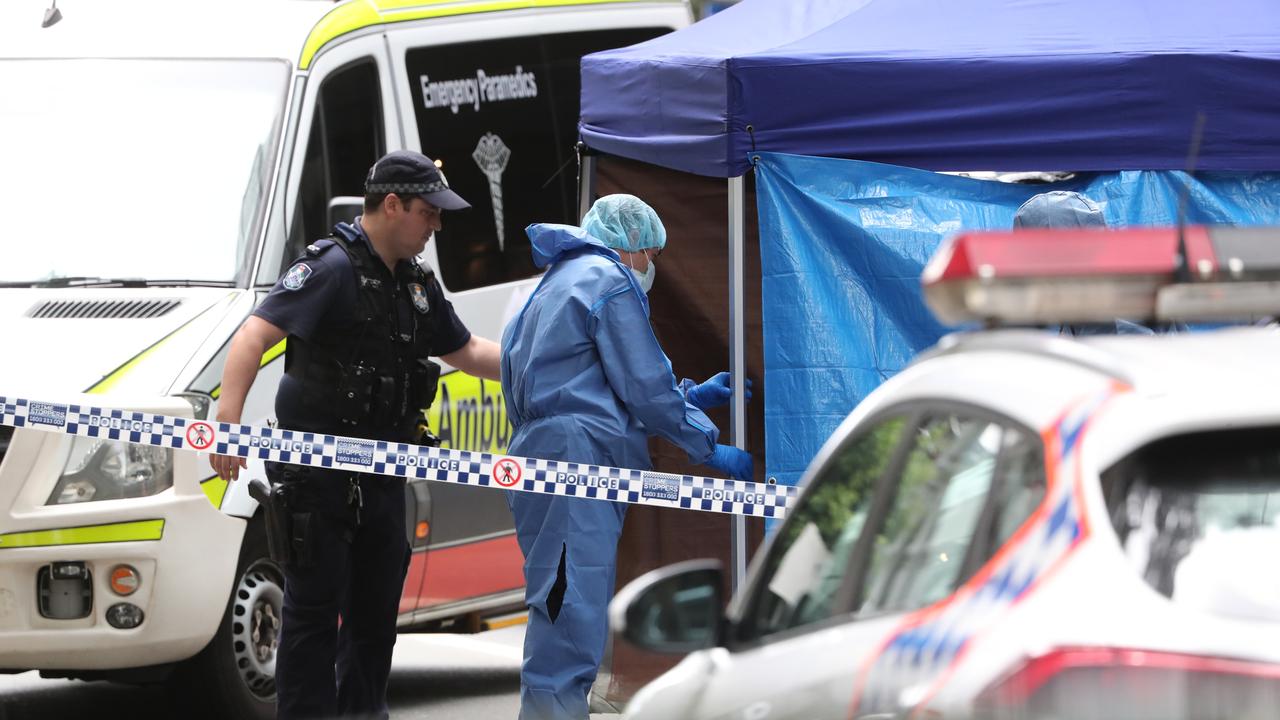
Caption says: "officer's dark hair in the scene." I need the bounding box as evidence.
[363,192,423,213]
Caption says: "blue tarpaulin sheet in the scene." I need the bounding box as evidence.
[756,151,1280,489]
[580,0,1280,177]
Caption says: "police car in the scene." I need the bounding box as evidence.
[611,225,1280,720]
[0,0,689,717]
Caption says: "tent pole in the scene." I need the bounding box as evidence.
[577,143,597,221]
[728,174,747,591]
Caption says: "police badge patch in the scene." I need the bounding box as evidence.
[282,262,313,290]
[408,283,430,313]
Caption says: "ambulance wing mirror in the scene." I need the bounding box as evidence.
[610,559,725,654]
[327,196,363,229]
[42,1,62,28]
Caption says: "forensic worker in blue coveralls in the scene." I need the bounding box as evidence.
[501,194,753,719]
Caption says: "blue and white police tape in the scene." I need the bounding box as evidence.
[0,396,795,519]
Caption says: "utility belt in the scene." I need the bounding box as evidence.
[248,465,372,567]
[287,342,441,438]
[249,430,441,566]
[247,471,330,568]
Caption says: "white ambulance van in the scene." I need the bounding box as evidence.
[0,1,690,716]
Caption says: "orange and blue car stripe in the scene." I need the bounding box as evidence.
[849,382,1130,718]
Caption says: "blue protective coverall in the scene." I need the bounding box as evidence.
[500,223,720,719]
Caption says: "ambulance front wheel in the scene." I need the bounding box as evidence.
[177,514,283,720]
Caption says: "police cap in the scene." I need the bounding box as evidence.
[364,150,471,211]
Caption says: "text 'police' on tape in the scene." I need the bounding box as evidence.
[0,396,794,519]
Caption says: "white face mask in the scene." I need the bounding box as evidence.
[628,250,656,294]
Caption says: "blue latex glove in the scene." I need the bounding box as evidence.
[686,372,753,411]
[707,444,753,482]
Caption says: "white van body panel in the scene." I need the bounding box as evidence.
[0,395,243,669]
[0,289,239,398]
[0,0,691,682]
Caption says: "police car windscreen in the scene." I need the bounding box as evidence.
[0,59,290,285]
[1102,427,1280,621]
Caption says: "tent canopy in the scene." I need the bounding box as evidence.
[580,0,1280,177]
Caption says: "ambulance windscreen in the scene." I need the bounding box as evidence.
[0,59,290,285]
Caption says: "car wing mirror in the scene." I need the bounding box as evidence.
[609,559,725,654]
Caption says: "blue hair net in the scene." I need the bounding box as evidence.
[1013,191,1106,228]
[581,194,667,252]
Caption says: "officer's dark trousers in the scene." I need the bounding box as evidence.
[269,464,411,720]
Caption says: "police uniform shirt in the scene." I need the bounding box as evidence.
[254,220,470,432]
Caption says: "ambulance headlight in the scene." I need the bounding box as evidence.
[47,438,174,505]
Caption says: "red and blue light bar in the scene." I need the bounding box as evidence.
[922,226,1280,325]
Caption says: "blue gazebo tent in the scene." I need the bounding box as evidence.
[581,0,1280,178]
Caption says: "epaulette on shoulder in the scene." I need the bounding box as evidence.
[305,237,340,258]
[411,257,437,283]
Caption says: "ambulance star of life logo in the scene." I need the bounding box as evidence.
[491,457,522,487]
[472,132,511,251]
[408,283,430,314]
[282,262,313,291]
[186,421,216,451]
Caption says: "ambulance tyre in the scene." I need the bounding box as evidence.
[176,516,283,720]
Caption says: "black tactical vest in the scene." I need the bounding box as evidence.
[284,233,440,442]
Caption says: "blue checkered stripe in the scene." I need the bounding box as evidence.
[0,399,15,426]
[71,406,184,448]
[375,442,489,485]
[0,398,44,431]
[0,398,185,449]
[0,395,793,518]
[214,423,334,467]
[679,476,795,518]
[856,484,1083,713]
[523,460,640,503]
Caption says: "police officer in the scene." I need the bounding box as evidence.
[211,150,501,719]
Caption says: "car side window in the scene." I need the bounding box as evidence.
[737,416,908,642]
[856,414,1040,616]
[989,428,1046,548]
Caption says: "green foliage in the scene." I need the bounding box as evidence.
[775,417,906,554]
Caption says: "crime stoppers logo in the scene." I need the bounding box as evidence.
[336,439,376,467]
[186,421,216,450]
[641,472,681,502]
[28,402,67,428]
[491,457,522,487]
